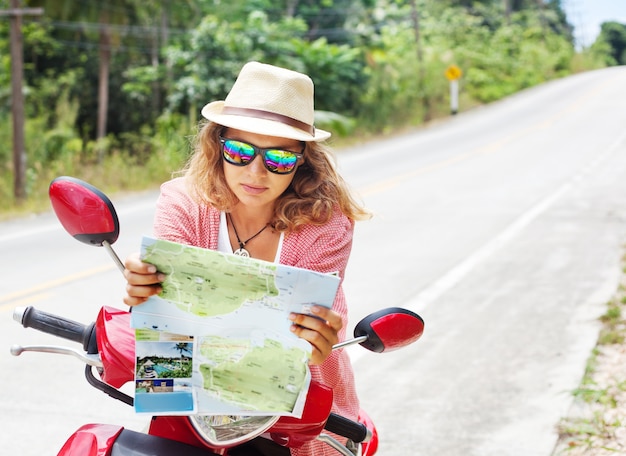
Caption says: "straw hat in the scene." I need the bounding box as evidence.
[201,61,331,142]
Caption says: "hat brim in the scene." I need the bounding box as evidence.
[201,101,331,142]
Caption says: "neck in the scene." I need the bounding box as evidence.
[229,205,273,232]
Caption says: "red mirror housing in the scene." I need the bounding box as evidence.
[354,307,424,353]
[49,176,119,246]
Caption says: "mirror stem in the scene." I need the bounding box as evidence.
[332,335,368,350]
[104,241,125,274]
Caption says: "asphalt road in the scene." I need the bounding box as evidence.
[2,66,626,455]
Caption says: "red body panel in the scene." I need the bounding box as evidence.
[96,306,135,388]
[268,381,334,447]
[57,424,124,456]
[149,416,209,448]
[358,409,379,456]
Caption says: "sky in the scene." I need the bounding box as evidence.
[562,0,626,48]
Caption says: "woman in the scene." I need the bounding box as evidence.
[123,61,371,455]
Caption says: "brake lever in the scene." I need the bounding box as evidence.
[10,344,103,368]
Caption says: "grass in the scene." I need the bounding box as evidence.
[0,146,190,222]
[0,122,396,222]
[554,258,626,454]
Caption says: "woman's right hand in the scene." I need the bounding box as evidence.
[123,252,165,307]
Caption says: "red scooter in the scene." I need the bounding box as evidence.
[11,177,425,456]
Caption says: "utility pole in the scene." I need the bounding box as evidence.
[504,0,511,24]
[409,0,431,122]
[0,1,43,203]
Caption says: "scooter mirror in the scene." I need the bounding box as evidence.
[353,307,424,353]
[49,176,120,247]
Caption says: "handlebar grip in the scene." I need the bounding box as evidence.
[324,413,370,443]
[14,306,95,351]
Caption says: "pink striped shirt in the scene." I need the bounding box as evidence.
[153,177,360,456]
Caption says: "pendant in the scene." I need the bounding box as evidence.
[233,248,250,257]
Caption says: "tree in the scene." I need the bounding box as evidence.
[597,21,626,65]
[173,342,192,358]
[27,0,139,149]
[173,342,192,371]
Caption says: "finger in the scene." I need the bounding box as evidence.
[290,324,332,365]
[126,280,162,296]
[124,252,145,271]
[123,253,165,286]
[290,312,334,336]
[123,294,149,307]
[124,268,166,286]
[291,308,342,344]
[124,252,162,275]
[124,280,162,308]
[309,306,343,331]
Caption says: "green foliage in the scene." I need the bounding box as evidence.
[358,14,430,130]
[0,113,14,209]
[149,10,366,123]
[293,37,367,115]
[598,293,626,345]
[0,0,615,212]
[161,12,307,115]
[315,110,357,137]
[597,21,626,65]
[442,8,574,103]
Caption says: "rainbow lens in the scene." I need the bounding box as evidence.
[264,149,298,174]
[223,140,256,164]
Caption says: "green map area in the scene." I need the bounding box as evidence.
[198,335,307,412]
[143,240,279,317]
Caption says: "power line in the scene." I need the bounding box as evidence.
[562,0,588,49]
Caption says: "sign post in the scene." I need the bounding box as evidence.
[444,64,463,115]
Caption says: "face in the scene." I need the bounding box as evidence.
[221,128,303,211]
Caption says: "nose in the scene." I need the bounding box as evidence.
[247,153,267,175]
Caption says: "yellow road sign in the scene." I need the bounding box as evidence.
[445,65,463,81]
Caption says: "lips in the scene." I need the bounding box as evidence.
[241,183,267,195]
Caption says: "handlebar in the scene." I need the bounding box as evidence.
[13,306,97,353]
[325,413,370,443]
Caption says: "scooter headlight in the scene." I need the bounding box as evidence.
[188,414,279,447]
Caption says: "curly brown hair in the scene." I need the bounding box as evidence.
[181,121,371,232]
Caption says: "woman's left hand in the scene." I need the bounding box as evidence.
[289,306,343,365]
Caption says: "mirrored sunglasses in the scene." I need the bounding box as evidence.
[220,138,303,175]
